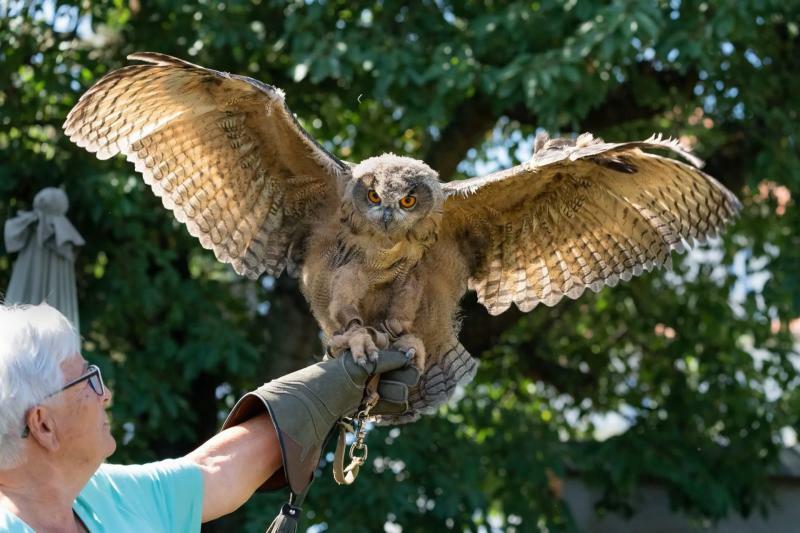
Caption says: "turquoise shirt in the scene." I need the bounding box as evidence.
[0,458,204,532]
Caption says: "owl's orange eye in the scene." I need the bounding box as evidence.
[367,189,381,204]
[399,195,416,209]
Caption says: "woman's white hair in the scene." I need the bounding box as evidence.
[0,303,79,468]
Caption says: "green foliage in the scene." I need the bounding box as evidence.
[1,1,798,531]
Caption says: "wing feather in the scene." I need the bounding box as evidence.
[442,134,740,315]
[64,52,351,279]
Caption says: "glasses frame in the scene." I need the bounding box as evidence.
[21,365,105,438]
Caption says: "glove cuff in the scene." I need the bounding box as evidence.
[222,391,334,495]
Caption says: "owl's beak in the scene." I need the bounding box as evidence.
[381,208,394,229]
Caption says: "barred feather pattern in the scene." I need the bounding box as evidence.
[63,52,348,279]
[443,135,741,315]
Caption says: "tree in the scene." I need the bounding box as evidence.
[1,1,798,531]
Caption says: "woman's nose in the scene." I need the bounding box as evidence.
[103,386,113,405]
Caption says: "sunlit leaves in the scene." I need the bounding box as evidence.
[1,0,798,531]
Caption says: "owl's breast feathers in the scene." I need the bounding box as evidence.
[330,231,430,287]
[328,202,441,285]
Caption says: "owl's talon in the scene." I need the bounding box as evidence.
[392,334,426,371]
[330,325,382,368]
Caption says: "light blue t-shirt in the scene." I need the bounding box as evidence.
[0,458,204,532]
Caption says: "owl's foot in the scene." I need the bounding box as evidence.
[392,333,426,371]
[382,318,413,342]
[330,324,389,368]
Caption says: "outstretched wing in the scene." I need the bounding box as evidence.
[442,134,741,315]
[64,52,350,279]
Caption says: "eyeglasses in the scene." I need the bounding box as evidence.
[21,365,105,438]
[52,365,105,398]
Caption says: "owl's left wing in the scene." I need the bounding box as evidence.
[441,134,741,315]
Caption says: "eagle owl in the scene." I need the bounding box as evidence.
[64,53,740,423]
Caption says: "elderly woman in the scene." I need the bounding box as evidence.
[0,304,415,532]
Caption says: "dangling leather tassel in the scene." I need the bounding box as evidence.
[265,502,302,533]
[265,489,307,533]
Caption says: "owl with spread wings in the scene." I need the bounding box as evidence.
[64,53,740,423]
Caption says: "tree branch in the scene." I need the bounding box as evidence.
[423,95,497,178]
[507,65,699,133]
[703,129,750,194]
[424,64,700,182]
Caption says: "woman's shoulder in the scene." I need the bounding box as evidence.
[0,506,35,533]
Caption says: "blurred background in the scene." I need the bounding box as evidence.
[1,1,798,531]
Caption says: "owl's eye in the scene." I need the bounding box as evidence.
[367,189,381,204]
[399,195,417,209]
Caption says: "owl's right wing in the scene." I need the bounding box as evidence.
[64,52,350,279]
[440,134,741,315]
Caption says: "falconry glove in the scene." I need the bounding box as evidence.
[222,349,419,532]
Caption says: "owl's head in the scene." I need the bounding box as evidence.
[346,154,443,237]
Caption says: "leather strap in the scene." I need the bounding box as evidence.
[333,373,381,485]
[332,421,358,485]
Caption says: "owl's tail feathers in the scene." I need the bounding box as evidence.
[374,341,478,425]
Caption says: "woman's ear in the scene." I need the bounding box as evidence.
[26,406,60,452]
